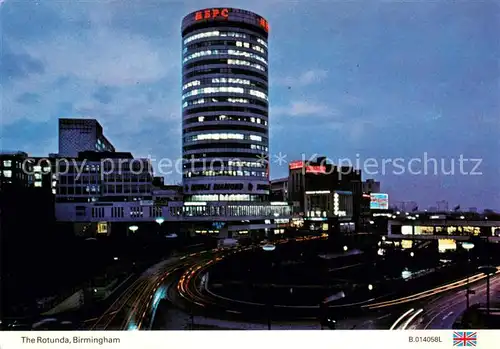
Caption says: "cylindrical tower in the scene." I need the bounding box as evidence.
[181,8,270,202]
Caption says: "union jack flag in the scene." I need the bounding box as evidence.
[453,331,477,346]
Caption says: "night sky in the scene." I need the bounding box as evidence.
[1,0,499,209]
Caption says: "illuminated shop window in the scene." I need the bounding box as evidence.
[414,226,434,235]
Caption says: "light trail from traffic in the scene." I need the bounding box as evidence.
[364,267,500,309]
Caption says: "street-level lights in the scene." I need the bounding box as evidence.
[410,251,415,257]
[343,246,348,252]
[155,217,165,236]
[368,284,374,291]
[128,225,139,235]
[462,242,475,310]
[262,243,276,330]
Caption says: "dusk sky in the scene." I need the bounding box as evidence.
[1,0,499,209]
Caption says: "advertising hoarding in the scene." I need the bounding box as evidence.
[370,193,389,210]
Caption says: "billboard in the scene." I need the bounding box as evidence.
[370,193,389,210]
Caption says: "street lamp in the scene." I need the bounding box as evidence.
[262,243,276,330]
[410,252,414,257]
[368,284,373,291]
[343,246,348,252]
[462,242,474,310]
[479,265,497,318]
[128,225,139,235]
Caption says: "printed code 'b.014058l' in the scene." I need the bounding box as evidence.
[408,336,442,343]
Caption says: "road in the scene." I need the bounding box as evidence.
[176,249,500,329]
[389,272,500,330]
[81,247,231,330]
[82,237,500,331]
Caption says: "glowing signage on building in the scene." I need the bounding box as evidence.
[259,17,270,32]
[306,166,326,174]
[289,161,304,170]
[195,8,229,21]
[370,193,389,210]
[289,161,326,174]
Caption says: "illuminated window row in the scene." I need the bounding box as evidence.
[186,160,265,169]
[236,41,266,54]
[188,114,268,125]
[183,80,201,90]
[252,45,265,54]
[189,194,265,202]
[227,50,267,64]
[189,133,244,141]
[183,77,266,91]
[228,59,266,72]
[183,86,244,99]
[228,160,264,168]
[184,31,247,44]
[212,77,251,85]
[182,78,258,90]
[249,90,267,100]
[186,133,265,142]
[183,49,267,65]
[251,144,268,151]
[183,97,252,108]
[183,49,215,62]
[236,41,251,48]
[182,87,268,101]
[183,98,209,108]
[186,171,267,178]
[257,38,267,47]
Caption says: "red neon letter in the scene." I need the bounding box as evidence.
[221,8,229,17]
[194,11,203,21]
[212,9,220,18]
[204,10,211,19]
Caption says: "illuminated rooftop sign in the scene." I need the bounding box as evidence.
[259,17,270,32]
[306,166,326,174]
[289,161,304,170]
[195,8,229,21]
[289,161,326,174]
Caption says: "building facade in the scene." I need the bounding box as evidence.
[0,152,56,242]
[362,179,380,194]
[270,177,288,201]
[287,156,362,234]
[58,118,115,157]
[181,8,270,203]
[0,151,33,189]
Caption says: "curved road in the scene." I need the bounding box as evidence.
[82,236,500,331]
